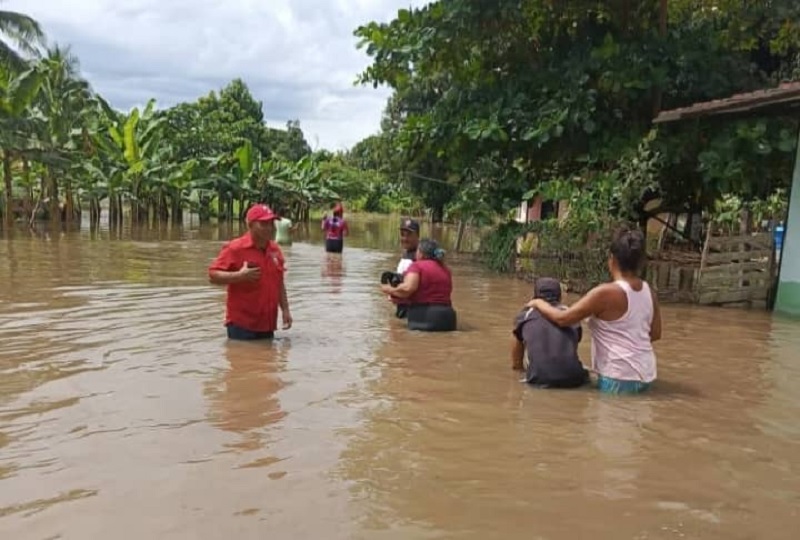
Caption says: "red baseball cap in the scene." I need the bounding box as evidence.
[246,204,277,222]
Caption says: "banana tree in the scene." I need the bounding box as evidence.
[95,98,167,225]
[268,154,342,222]
[0,64,43,227]
[169,158,200,225]
[36,47,95,222]
[142,146,196,224]
[78,159,111,225]
[232,140,262,220]
[0,8,44,70]
[191,155,228,223]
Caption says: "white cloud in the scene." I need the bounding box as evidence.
[8,0,426,151]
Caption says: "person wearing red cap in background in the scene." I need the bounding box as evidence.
[208,204,293,340]
[321,202,349,253]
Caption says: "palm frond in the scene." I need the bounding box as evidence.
[0,10,45,67]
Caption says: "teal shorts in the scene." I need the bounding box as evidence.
[597,375,652,395]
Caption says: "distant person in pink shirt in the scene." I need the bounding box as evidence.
[527,227,661,394]
[322,202,349,253]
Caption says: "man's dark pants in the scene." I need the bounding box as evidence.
[226,324,275,340]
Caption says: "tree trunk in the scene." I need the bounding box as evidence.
[46,168,59,225]
[170,189,182,226]
[3,151,13,229]
[22,159,32,202]
[90,197,101,225]
[455,219,467,252]
[64,177,76,224]
[199,195,211,224]
[110,192,123,228]
[217,189,225,221]
[160,192,169,223]
[131,180,141,226]
[109,193,117,227]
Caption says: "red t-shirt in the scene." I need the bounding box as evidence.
[208,233,285,332]
[406,259,452,305]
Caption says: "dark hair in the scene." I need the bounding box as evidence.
[418,238,445,262]
[610,227,646,273]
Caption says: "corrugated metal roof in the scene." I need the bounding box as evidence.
[653,81,800,123]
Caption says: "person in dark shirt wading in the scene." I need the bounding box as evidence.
[511,277,588,388]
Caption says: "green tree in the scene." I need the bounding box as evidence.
[354,0,800,223]
[0,64,43,226]
[269,120,312,161]
[0,6,44,69]
[35,46,94,223]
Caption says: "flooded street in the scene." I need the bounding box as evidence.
[1,217,799,539]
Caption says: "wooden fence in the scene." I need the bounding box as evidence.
[696,232,774,308]
[647,250,702,303]
[516,231,776,309]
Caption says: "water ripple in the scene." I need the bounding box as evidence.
[0,227,799,540]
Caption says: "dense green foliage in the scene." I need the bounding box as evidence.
[353,0,800,229]
[3,3,799,244]
[0,11,409,228]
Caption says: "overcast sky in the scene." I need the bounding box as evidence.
[10,0,426,151]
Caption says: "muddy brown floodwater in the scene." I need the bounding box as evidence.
[1,216,799,540]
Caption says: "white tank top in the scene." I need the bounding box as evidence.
[587,280,657,383]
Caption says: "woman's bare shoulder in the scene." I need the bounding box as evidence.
[587,282,627,305]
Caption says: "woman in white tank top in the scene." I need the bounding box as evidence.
[526,228,662,394]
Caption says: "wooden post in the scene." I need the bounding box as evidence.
[455,219,466,253]
[696,223,712,293]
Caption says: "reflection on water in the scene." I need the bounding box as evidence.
[1,216,799,539]
[321,253,345,294]
[204,340,290,452]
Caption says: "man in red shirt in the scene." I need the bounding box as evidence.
[208,204,293,340]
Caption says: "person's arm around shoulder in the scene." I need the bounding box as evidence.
[381,262,420,298]
[208,243,260,285]
[649,284,662,342]
[528,284,614,327]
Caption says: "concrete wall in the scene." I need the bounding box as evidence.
[775,131,800,317]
